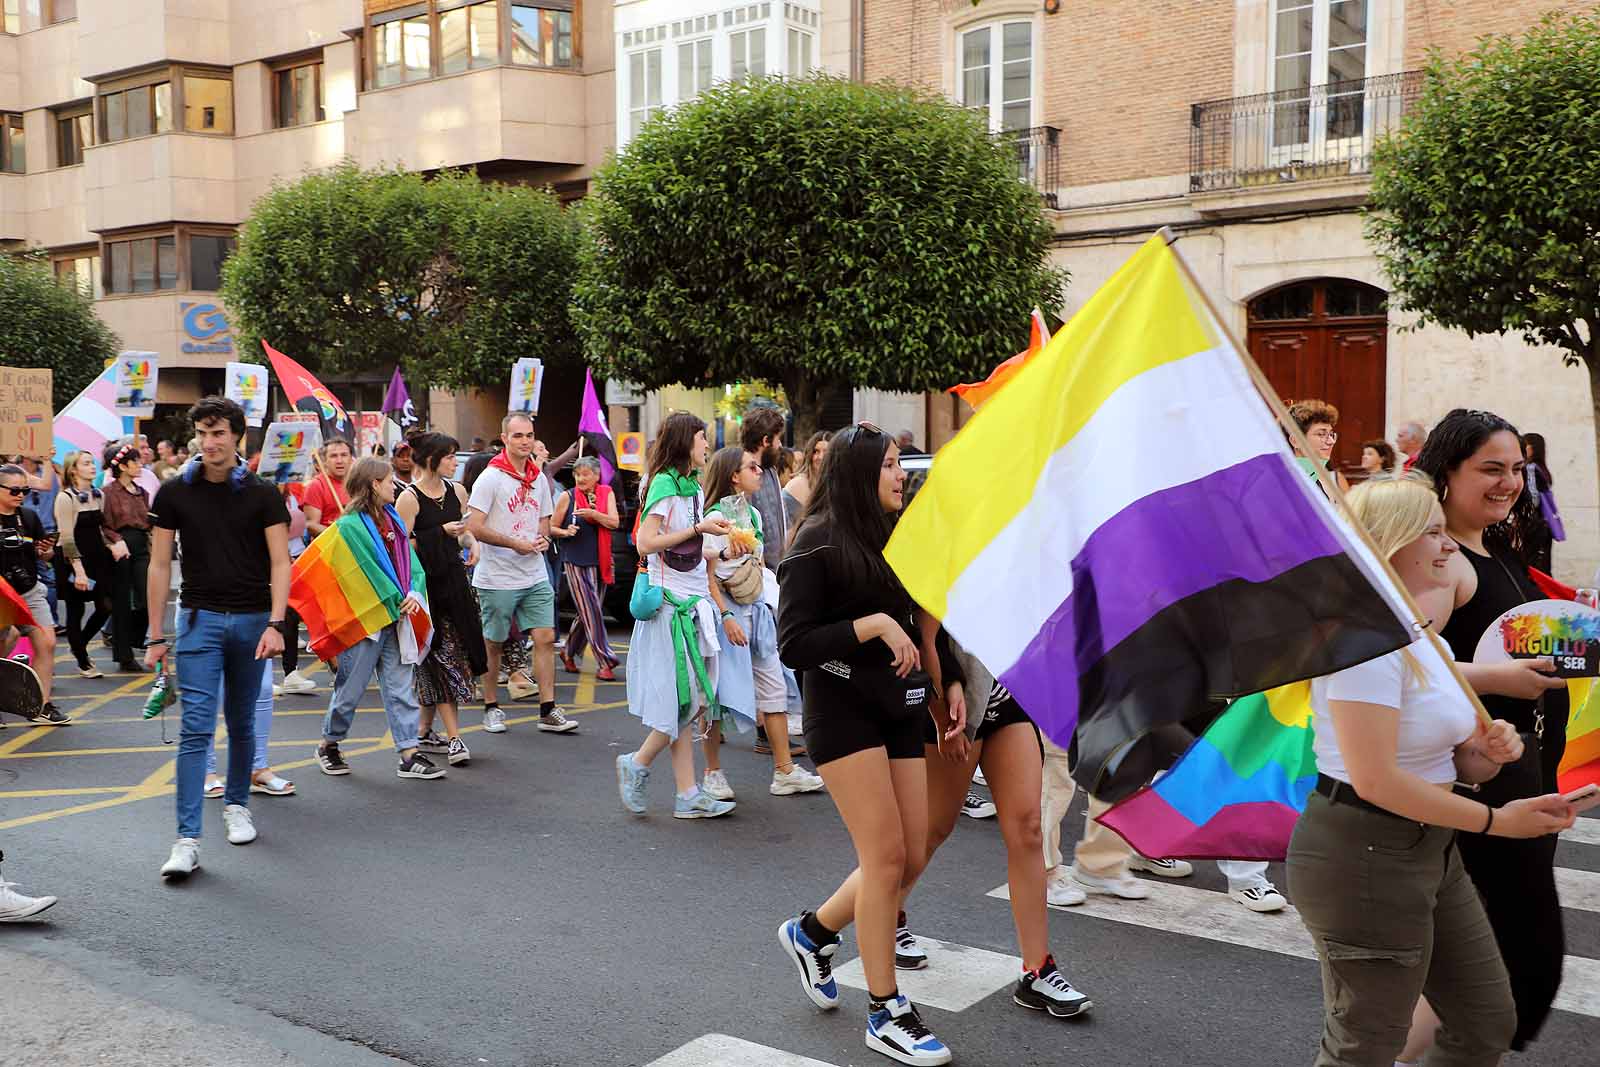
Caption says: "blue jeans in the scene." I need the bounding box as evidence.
[205,657,274,776]
[322,625,421,753]
[175,608,272,838]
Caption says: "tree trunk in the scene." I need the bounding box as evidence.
[782,371,821,442]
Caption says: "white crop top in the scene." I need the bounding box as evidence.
[1310,635,1478,786]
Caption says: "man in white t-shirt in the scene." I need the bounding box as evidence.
[465,412,577,735]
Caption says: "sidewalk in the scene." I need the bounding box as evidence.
[3,939,414,1067]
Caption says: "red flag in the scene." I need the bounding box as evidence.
[263,341,355,445]
[949,308,1051,412]
[0,577,37,631]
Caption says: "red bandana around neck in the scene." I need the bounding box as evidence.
[488,450,540,489]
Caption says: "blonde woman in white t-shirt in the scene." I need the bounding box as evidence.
[1288,473,1576,1066]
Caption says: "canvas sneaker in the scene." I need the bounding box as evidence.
[777,915,840,1009]
[416,729,449,754]
[0,881,58,921]
[277,669,318,694]
[770,766,826,796]
[616,753,650,813]
[446,737,471,765]
[537,707,579,733]
[1014,954,1092,1018]
[1129,856,1194,878]
[1070,864,1150,900]
[961,792,996,819]
[865,994,952,1065]
[160,838,200,880]
[701,769,735,800]
[483,706,508,733]
[673,790,735,819]
[895,920,928,971]
[397,753,447,780]
[222,804,257,845]
[1230,882,1288,913]
[317,743,350,776]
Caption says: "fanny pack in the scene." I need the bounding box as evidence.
[723,556,764,604]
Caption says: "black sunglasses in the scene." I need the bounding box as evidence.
[1,484,26,496]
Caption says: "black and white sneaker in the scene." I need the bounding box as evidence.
[446,736,470,765]
[416,729,449,754]
[397,752,446,779]
[1013,954,1092,1018]
[24,702,71,726]
[895,919,928,970]
[317,743,350,776]
[961,791,997,818]
[865,993,952,1065]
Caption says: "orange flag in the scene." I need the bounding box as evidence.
[949,308,1052,411]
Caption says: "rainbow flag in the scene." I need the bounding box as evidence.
[291,514,430,662]
[949,308,1051,411]
[885,234,1415,796]
[0,577,37,631]
[1098,683,1314,860]
[1561,677,1600,793]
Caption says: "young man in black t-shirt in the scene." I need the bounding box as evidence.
[146,397,291,880]
[0,464,66,724]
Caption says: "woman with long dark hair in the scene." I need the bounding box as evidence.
[782,430,831,519]
[775,423,963,1066]
[396,432,487,768]
[53,450,113,678]
[100,440,152,673]
[1520,431,1557,573]
[1413,408,1572,1055]
[614,411,739,819]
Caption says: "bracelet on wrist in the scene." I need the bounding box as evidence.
[1482,805,1495,835]
[721,609,734,620]
[145,637,168,646]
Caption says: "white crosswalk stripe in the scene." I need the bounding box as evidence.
[1564,817,1600,847]
[646,1034,840,1067]
[833,935,1021,1011]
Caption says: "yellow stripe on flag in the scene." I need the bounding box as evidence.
[887,235,1217,618]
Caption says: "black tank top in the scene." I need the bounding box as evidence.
[405,480,469,607]
[1439,543,1568,769]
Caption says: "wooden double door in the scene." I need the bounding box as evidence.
[1247,278,1389,477]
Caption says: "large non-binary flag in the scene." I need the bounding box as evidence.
[885,234,1416,795]
[949,307,1051,411]
[264,341,356,445]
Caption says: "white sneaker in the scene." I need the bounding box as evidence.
[1230,882,1288,913]
[222,804,257,845]
[1070,864,1149,900]
[961,792,997,818]
[972,767,987,786]
[160,838,200,879]
[1046,872,1087,908]
[483,707,508,733]
[0,881,58,921]
[278,669,317,694]
[702,769,736,800]
[770,766,826,795]
[1128,856,1194,878]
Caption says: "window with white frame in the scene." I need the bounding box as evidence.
[786,27,813,76]
[1271,0,1368,149]
[730,27,766,81]
[628,48,663,136]
[678,38,712,103]
[958,20,1033,131]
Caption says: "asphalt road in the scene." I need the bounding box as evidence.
[3,638,1597,1067]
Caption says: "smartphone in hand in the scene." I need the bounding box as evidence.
[1564,783,1600,815]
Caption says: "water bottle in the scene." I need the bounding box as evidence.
[143,673,174,720]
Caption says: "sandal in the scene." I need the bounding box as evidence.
[203,776,225,799]
[250,774,296,796]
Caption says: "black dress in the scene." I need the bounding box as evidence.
[406,481,488,703]
[1439,543,1568,1050]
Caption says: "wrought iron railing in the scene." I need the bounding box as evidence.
[1001,125,1061,209]
[1189,71,1422,194]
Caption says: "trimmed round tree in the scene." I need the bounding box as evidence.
[0,252,119,409]
[573,76,1066,436]
[1367,13,1600,464]
[222,162,581,390]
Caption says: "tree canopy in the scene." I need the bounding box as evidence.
[0,252,120,409]
[222,162,582,391]
[572,76,1066,434]
[1367,13,1599,392]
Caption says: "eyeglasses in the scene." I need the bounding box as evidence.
[1307,429,1338,442]
[0,485,26,496]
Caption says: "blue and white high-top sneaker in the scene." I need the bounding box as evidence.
[778,916,840,1009]
[865,993,952,1065]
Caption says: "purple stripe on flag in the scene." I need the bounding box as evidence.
[995,452,1348,745]
[1096,792,1303,862]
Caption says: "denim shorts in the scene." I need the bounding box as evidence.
[477,582,555,641]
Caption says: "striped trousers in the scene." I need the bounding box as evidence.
[563,563,619,669]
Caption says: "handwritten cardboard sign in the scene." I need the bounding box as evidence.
[0,367,53,456]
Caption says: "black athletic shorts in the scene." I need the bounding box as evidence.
[801,659,932,767]
[923,693,1036,745]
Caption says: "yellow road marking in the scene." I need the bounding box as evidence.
[0,786,134,798]
[0,673,151,756]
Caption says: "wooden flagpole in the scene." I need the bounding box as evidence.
[1159,227,1492,727]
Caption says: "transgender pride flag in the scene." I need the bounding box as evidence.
[886,234,1417,797]
[53,365,129,466]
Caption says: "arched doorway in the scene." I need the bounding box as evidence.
[1247,278,1388,477]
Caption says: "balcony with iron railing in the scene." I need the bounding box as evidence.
[1189,71,1423,197]
[1001,125,1060,209]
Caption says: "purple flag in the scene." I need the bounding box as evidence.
[577,369,617,484]
[383,366,417,427]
